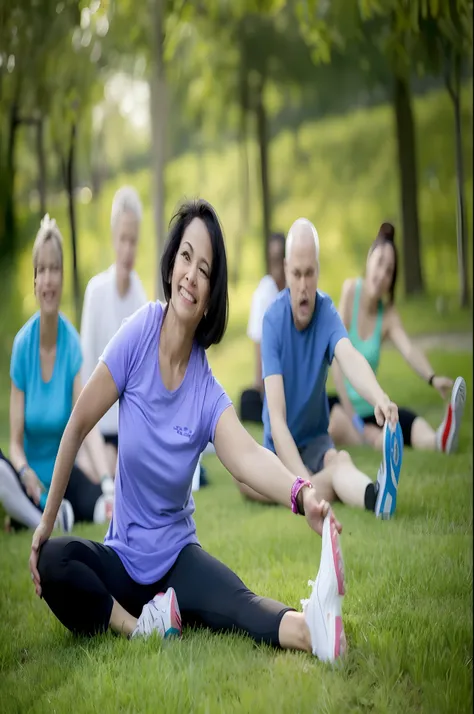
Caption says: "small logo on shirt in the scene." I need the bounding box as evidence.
[174,425,193,438]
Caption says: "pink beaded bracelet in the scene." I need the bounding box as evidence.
[290,477,313,514]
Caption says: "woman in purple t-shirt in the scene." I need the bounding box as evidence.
[29,200,346,663]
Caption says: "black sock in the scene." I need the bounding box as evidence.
[364,482,378,511]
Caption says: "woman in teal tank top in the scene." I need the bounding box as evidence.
[327,222,466,454]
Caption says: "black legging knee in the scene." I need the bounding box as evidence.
[38,537,292,645]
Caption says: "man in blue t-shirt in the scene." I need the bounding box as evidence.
[246,218,403,520]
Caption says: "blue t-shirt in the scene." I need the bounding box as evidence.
[10,312,82,509]
[261,289,348,452]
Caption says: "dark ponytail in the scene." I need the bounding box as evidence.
[367,222,398,304]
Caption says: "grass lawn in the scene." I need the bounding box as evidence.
[0,349,472,713]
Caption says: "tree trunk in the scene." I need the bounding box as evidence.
[447,55,470,309]
[66,122,80,326]
[150,0,167,301]
[0,102,19,261]
[233,71,250,286]
[255,74,271,273]
[393,74,424,296]
[36,116,47,217]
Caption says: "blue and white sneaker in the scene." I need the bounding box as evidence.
[374,420,403,519]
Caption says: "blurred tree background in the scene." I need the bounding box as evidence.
[0,0,472,364]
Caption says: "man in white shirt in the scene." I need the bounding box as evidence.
[80,186,147,474]
[240,232,285,423]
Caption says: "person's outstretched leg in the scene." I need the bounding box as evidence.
[0,454,42,529]
[364,409,432,451]
[163,544,293,647]
[313,449,371,509]
[162,515,346,662]
[310,421,403,519]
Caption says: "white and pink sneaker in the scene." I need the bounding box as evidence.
[131,587,182,640]
[301,511,346,663]
[436,377,467,454]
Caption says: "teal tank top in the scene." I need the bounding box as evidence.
[344,278,384,418]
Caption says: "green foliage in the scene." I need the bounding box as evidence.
[1,85,471,333]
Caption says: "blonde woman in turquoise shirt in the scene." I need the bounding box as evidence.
[0,216,114,532]
[328,223,466,453]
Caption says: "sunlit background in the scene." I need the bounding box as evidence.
[0,0,472,409]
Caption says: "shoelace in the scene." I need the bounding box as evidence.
[141,607,165,636]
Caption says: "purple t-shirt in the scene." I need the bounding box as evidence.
[101,301,232,584]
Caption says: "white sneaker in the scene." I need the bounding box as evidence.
[301,511,346,662]
[131,587,182,640]
[436,376,467,454]
[93,495,114,524]
[54,499,74,533]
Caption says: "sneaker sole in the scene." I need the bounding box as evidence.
[329,513,347,660]
[440,377,467,454]
[160,588,182,639]
[375,421,403,520]
[315,513,347,661]
[329,512,345,597]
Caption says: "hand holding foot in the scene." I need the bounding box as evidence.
[432,375,453,400]
[302,490,342,537]
[374,395,399,427]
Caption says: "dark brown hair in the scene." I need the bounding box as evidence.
[367,222,398,304]
[161,198,229,349]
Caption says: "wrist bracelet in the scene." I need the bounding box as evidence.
[290,477,313,515]
[18,464,29,480]
[428,374,435,386]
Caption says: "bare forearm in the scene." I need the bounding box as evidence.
[404,345,434,382]
[341,351,387,406]
[9,441,28,472]
[42,421,84,526]
[233,442,296,506]
[272,420,310,480]
[332,360,355,416]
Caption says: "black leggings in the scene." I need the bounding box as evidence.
[64,466,103,522]
[327,395,417,447]
[37,538,292,646]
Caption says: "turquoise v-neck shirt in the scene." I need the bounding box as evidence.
[10,312,82,508]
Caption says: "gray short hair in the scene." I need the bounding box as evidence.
[110,186,143,232]
[285,218,319,261]
[33,214,63,278]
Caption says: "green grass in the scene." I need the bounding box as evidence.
[0,349,472,713]
[0,83,472,712]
